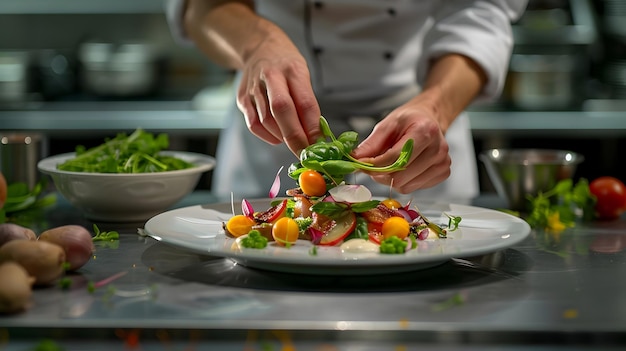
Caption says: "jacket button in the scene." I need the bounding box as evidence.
[387,8,397,16]
[313,1,324,9]
[383,51,394,60]
[313,47,324,55]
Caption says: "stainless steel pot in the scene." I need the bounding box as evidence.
[0,51,30,107]
[508,53,576,110]
[78,42,161,97]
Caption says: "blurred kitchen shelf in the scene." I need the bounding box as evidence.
[512,0,597,46]
[0,100,226,136]
[468,109,626,137]
[0,0,164,14]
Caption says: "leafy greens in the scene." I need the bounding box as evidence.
[57,129,193,173]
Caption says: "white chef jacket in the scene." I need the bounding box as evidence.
[166,0,527,203]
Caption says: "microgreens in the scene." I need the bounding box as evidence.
[57,128,194,173]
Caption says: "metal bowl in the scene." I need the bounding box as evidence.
[479,149,584,211]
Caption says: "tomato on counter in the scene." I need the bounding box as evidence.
[590,176,626,220]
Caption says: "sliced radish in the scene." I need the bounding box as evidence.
[319,211,357,246]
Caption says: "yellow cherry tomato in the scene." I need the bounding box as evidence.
[382,216,410,240]
[381,198,403,210]
[298,170,327,197]
[225,215,256,237]
[272,217,300,246]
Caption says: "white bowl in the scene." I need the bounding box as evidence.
[38,151,216,223]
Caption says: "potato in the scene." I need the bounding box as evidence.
[39,225,94,271]
[0,240,66,286]
[0,261,34,314]
[0,172,6,210]
[0,223,37,247]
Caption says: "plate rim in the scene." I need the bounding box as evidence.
[143,200,531,274]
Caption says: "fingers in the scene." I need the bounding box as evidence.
[354,110,452,194]
[237,64,320,155]
[370,146,451,193]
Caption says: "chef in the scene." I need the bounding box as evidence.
[166,0,527,202]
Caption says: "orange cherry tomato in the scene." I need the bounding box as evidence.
[298,170,327,197]
[381,198,402,210]
[272,217,299,246]
[382,216,410,240]
[225,215,256,237]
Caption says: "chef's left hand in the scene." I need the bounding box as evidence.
[352,54,486,194]
[351,99,452,194]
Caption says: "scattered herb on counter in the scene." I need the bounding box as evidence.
[58,277,72,290]
[56,128,194,173]
[92,224,120,242]
[526,178,596,232]
[431,292,466,312]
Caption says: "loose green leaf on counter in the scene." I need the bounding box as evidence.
[92,224,120,242]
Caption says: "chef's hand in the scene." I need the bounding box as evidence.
[351,54,487,194]
[183,0,321,155]
[351,102,452,194]
[236,30,322,156]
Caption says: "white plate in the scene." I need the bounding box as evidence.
[144,199,531,275]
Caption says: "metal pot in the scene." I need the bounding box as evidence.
[508,54,576,110]
[0,51,30,107]
[78,42,161,97]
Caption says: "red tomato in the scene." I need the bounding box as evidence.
[589,176,626,220]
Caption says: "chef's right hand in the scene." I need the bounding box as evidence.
[235,28,322,156]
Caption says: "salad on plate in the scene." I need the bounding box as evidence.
[224,117,461,255]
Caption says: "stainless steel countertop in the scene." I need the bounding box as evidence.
[1,191,626,350]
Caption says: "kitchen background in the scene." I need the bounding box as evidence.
[1,0,625,193]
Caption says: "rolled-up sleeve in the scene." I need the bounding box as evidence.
[164,0,194,46]
[417,0,527,102]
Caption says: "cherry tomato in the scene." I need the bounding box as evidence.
[590,176,626,220]
[382,216,410,240]
[298,170,327,197]
[225,215,256,237]
[272,217,299,246]
[381,198,402,210]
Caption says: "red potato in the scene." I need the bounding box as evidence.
[0,223,37,247]
[0,172,6,210]
[0,261,35,314]
[0,239,66,286]
[39,225,94,271]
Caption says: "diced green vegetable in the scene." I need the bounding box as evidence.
[240,230,268,249]
[379,236,407,254]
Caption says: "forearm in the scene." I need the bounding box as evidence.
[182,0,284,69]
[413,54,487,133]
